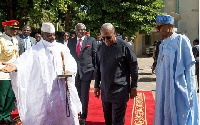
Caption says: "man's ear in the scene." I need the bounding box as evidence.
[4,26,7,32]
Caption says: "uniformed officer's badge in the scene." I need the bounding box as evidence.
[14,22,17,25]
[161,56,164,61]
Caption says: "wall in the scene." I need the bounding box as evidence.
[179,0,199,42]
[164,0,199,42]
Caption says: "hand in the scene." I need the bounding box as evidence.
[130,88,137,99]
[0,62,17,73]
[94,88,100,99]
[65,70,69,74]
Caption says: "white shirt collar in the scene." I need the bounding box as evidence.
[77,35,85,41]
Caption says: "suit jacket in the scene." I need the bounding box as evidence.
[68,36,97,81]
[17,34,36,55]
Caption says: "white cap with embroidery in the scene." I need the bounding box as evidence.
[41,22,55,33]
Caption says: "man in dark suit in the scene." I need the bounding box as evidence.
[16,25,36,55]
[96,33,102,45]
[62,32,70,45]
[67,23,96,125]
[94,23,138,125]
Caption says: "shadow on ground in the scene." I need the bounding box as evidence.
[139,73,153,75]
[137,55,153,58]
[87,121,105,125]
[138,77,156,82]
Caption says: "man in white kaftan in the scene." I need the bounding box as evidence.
[154,15,199,125]
[0,22,82,125]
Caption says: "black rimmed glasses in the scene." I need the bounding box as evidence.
[101,34,114,41]
[155,24,168,31]
[102,36,112,41]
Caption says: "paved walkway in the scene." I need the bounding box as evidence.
[137,56,156,98]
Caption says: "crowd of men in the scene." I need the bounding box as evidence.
[0,14,199,125]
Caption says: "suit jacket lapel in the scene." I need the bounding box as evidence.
[73,37,79,59]
[80,36,87,56]
[21,38,25,49]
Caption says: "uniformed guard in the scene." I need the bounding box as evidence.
[0,20,19,124]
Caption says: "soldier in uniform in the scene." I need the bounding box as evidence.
[0,20,19,124]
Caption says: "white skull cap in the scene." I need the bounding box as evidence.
[41,22,55,33]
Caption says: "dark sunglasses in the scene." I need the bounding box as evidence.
[155,24,168,30]
[102,36,112,40]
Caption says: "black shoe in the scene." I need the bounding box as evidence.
[0,120,6,125]
[197,89,199,93]
[3,119,17,125]
[80,119,86,125]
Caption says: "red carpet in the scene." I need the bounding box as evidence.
[87,90,155,125]
[11,90,155,125]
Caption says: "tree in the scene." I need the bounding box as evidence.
[0,0,84,32]
[0,0,164,37]
[78,0,164,37]
[0,0,35,30]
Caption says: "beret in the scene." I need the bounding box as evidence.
[97,33,101,37]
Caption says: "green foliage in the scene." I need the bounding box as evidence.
[0,0,164,37]
[79,0,164,37]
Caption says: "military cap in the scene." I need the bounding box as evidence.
[2,20,19,28]
[85,31,90,34]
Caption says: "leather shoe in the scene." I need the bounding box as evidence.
[0,119,17,125]
[80,119,86,125]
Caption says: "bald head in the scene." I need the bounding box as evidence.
[100,23,116,46]
[100,23,115,33]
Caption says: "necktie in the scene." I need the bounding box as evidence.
[77,39,81,56]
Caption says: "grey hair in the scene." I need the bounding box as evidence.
[100,23,115,33]
[75,23,86,30]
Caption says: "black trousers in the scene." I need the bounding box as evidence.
[75,74,91,119]
[102,101,127,125]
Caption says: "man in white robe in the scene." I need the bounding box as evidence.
[0,22,82,125]
[154,15,199,125]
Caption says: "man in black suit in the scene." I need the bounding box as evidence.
[62,32,70,45]
[16,25,36,55]
[94,23,138,125]
[67,23,96,125]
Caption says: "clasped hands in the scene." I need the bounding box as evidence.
[0,62,17,73]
